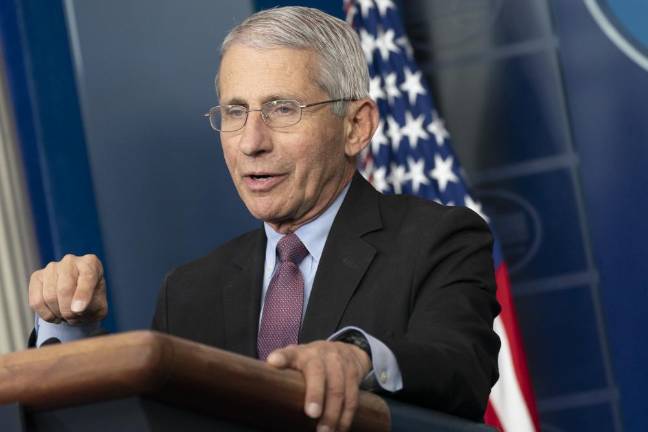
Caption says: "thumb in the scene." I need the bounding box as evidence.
[267,351,288,367]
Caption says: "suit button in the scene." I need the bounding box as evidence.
[379,371,389,384]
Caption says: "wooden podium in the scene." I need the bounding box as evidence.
[0,331,495,431]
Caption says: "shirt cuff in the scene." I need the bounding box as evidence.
[34,315,101,347]
[328,326,403,392]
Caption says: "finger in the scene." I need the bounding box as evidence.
[300,352,327,420]
[29,270,55,322]
[71,255,103,313]
[57,256,79,322]
[42,262,62,322]
[338,364,360,432]
[318,351,346,432]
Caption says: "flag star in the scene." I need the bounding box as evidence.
[356,0,375,17]
[427,111,450,145]
[386,115,403,151]
[407,157,430,194]
[464,195,489,222]
[375,0,396,15]
[429,154,458,193]
[384,73,401,105]
[400,68,426,105]
[388,163,408,194]
[371,120,389,154]
[369,76,385,101]
[372,166,389,193]
[359,29,377,63]
[401,111,429,149]
[375,28,399,61]
[396,35,414,58]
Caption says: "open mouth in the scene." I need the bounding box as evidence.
[249,174,273,180]
[243,173,286,190]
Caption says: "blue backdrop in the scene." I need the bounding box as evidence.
[1,0,646,430]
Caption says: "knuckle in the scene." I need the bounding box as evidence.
[40,311,56,322]
[29,296,43,310]
[305,357,325,373]
[78,263,100,279]
[327,387,345,399]
[77,270,96,282]
[83,253,98,261]
[42,290,57,304]
[59,286,75,298]
[29,270,42,285]
[325,352,345,369]
[57,279,75,294]
[326,349,343,361]
[61,310,76,321]
[62,254,75,263]
[345,391,358,409]
[83,254,103,273]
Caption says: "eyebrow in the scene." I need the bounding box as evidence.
[221,94,303,106]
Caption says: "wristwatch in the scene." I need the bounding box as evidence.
[338,330,372,360]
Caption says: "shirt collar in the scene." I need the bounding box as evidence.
[264,182,351,263]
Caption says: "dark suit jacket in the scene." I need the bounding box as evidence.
[152,172,500,421]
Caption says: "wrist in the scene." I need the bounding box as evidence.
[337,329,372,365]
[349,343,372,371]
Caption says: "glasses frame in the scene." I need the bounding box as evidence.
[203,98,357,132]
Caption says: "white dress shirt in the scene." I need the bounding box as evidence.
[261,183,402,392]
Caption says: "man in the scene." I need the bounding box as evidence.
[28,6,500,432]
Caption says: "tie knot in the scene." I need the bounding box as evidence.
[276,233,308,264]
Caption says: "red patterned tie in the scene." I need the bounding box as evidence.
[257,233,309,360]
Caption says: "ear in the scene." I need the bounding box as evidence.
[344,98,379,158]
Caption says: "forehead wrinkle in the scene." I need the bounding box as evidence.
[218,45,326,105]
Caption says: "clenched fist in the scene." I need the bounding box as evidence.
[29,254,108,325]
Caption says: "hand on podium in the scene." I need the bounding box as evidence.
[28,254,108,325]
[267,340,372,432]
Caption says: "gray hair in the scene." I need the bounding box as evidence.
[218,6,369,116]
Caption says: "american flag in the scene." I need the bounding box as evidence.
[345,1,539,430]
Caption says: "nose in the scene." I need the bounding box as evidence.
[238,110,272,157]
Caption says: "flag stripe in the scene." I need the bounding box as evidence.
[484,402,504,431]
[490,316,536,431]
[494,263,540,427]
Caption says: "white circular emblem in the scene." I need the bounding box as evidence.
[585,0,648,72]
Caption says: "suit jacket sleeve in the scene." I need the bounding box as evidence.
[381,206,500,420]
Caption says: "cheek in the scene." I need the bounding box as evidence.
[295,143,344,198]
[221,141,238,174]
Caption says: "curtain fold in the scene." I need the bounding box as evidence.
[0,57,39,354]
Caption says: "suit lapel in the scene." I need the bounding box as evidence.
[300,173,383,342]
[222,229,266,357]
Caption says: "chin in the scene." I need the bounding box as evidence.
[245,203,280,223]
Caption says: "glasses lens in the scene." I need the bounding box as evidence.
[263,100,301,128]
[212,105,247,132]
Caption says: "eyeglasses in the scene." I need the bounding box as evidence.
[204,98,356,132]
